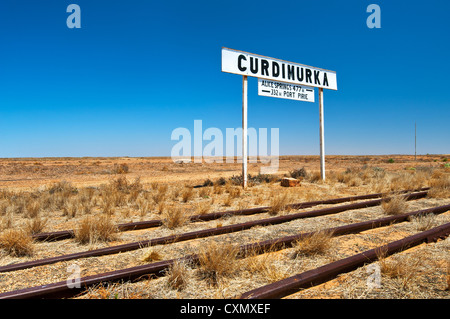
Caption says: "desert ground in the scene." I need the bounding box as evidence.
[0,155,449,299]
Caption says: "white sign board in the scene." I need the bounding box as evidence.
[222,47,337,91]
[258,79,315,102]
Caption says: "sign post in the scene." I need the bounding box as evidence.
[222,47,337,185]
[242,75,248,188]
[319,88,325,180]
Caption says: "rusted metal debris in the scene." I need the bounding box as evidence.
[240,221,450,299]
[0,201,447,299]
[31,187,429,242]
[0,191,428,273]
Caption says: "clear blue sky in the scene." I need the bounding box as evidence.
[0,0,449,157]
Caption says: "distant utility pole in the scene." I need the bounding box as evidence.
[415,122,417,161]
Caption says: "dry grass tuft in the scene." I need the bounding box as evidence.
[63,198,79,218]
[25,200,41,218]
[181,187,194,203]
[253,192,265,205]
[378,253,422,289]
[25,217,48,235]
[291,230,334,258]
[213,183,224,195]
[227,186,241,199]
[428,173,450,198]
[247,260,289,283]
[141,247,163,263]
[171,186,182,200]
[301,188,323,202]
[388,173,412,191]
[162,206,189,229]
[381,194,408,215]
[75,215,118,245]
[137,198,151,219]
[244,247,291,283]
[156,201,166,214]
[198,187,211,199]
[197,241,239,285]
[307,171,323,183]
[109,176,142,193]
[223,194,234,207]
[112,163,129,174]
[48,180,77,195]
[0,229,34,256]
[152,184,168,204]
[268,192,290,215]
[166,259,190,291]
[150,182,159,190]
[195,200,212,215]
[0,212,13,231]
[409,213,438,231]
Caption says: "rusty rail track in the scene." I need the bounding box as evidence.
[240,221,450,299]
[32,188,429,242]
[1,202,448,299]
[0,191,428,274]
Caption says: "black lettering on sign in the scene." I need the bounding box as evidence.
[323,73,329,87]
[314,70,321,85]
[238,55,247,72]
[261,59,269,76]
[297,67,304,81]
[250,57,258,74]
[281,63,285,79]
[305,69,312,83]
[287,65,295,81]
[272,62,280,77]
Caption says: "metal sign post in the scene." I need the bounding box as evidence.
[242,75,248,188]
[319,88,325,181]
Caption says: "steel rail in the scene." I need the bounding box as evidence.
[240,222,450,299]
[1,201,448,299]
[0,191,428,273]
[239,203,450,255]
[31,187,429,242]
